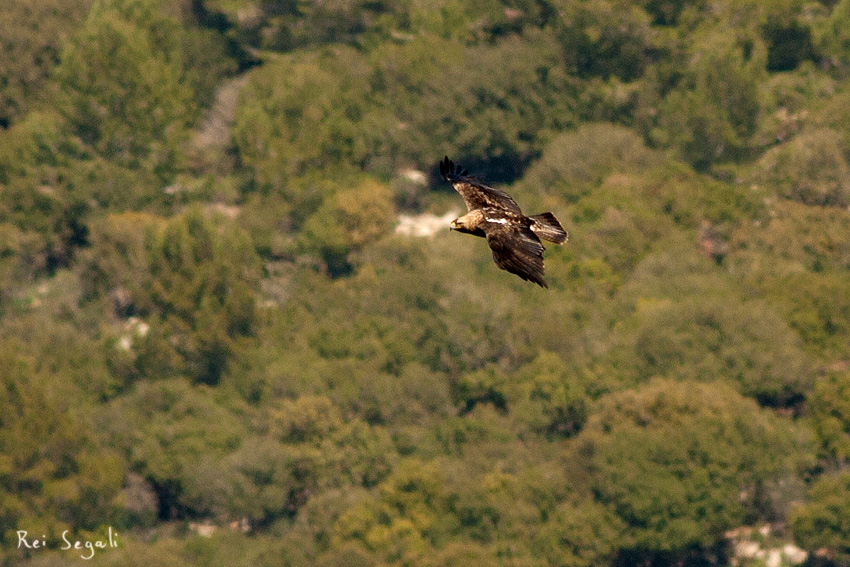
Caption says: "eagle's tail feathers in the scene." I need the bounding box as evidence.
[529,212,568,244]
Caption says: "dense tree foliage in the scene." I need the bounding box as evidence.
[0,0,94,127]
[575,379,795,553]
[3,0,850,565]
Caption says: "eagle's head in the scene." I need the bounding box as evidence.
[450,217,472,233]
[449,211,486,237]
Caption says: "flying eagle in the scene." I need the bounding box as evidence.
[440,156,568,288]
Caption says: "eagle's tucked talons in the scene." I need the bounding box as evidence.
[439,156,568,288]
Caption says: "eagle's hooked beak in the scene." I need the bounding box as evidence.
[449,220,457,231]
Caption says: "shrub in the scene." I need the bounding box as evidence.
[55,0,231,178]
[232,47,382,189]
[136,209,262,384]
[653,32,765,168]
[791,471,850,564]
[0,345,124,539]
[575,379,798,553]
[606,246,814,405]
[515,123,661,204]
[813,0,850,74]
[762,127,850,207]
[809,372,850,465]
[0,0,93,126]
[298,177,395,276]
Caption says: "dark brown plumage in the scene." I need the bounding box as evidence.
[440,156,568,288]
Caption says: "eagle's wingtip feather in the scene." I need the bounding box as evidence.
[440,156,455,181]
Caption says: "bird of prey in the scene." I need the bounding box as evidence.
[440,156,568,288]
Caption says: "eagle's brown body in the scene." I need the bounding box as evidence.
[440,156,568,288]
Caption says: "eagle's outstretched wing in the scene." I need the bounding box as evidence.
[440,156,522,214]
[482,221,548,288]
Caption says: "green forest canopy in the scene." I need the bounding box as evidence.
[2,0,850,565]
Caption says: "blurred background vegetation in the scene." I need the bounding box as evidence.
[2,0,850,565]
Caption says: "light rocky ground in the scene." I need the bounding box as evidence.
[395,211,459,238]
[188,74,250,174]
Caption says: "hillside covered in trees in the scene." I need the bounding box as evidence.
[3,0,850,565]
